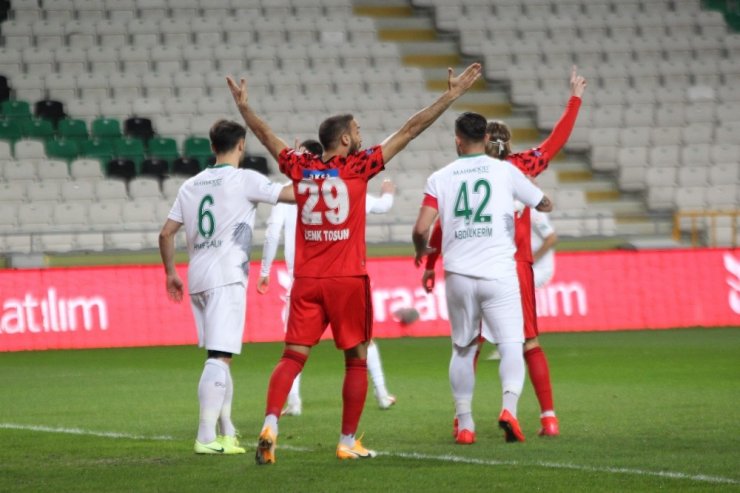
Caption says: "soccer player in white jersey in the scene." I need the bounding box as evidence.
[412,112,553,445]
[529,204,557,288]
[158,120,294,455]
[258,141,397,414]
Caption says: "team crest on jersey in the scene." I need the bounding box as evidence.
[302,169,339,179]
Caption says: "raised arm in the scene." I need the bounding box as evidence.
[538,66,586,157]
[381,63,482,164]
[366,179,395,214]
[227,76,289,161]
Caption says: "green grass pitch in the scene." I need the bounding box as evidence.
[1,328,738,492]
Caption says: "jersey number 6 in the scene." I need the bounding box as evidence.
[298,179,349,226]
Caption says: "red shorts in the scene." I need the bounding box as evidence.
[517,261,538,339]
[286,276,372,350]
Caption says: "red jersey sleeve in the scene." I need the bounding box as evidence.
[507,96,582,178]
[425,218,442,270]
[344,145,385,180]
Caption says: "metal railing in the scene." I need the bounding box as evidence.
[673,209,740,247]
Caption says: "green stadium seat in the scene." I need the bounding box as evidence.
[1,100,32,121]
[0,119,22,145]
[21,118,55,140]
[91,117,122,142]
[58,118,89,143]
[81,138,114,166]
[183,136,213,166]
[45,138,79,162]
[148,136,179,162]
[113,137,146,168]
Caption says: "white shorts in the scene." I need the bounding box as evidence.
[190,282,247,355]
[445,272,523,347]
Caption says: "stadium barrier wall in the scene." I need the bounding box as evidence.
[1,248,738,351]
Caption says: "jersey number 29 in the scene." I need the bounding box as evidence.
[298,179,349,225]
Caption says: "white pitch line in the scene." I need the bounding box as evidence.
[0,423,175,441]
[2,423,737,485]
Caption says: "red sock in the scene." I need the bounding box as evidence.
[341,358,368,436]
[265,349,307,417]
[524,346,554,413]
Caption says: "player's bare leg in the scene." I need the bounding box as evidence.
[257,344,310,464]
[524,336,559,436]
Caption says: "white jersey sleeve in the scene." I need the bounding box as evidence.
[365,193,394,214]
[531,208,556,287]
[260,202,287,277]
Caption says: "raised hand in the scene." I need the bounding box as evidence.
[226,76,248,108]
[447,62,483,97]
[570,65,587,98]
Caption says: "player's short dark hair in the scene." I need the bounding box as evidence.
[486,120,512,159]
[455,112,488,143]
[300,139,323,157]
[209,119,246,155]
[318,114,353,151]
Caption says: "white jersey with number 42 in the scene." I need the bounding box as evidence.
[424,154,544,279]
[168,165,283,294]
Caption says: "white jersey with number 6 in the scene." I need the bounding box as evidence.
[168,165,283,294]
[424,154,544,280]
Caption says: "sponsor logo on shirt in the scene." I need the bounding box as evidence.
[193,178,223,187]
[453,165,489,176]
[302,169,339,179]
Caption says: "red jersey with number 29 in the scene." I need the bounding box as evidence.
[278,145,385,278]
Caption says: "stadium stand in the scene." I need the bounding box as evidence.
[0,0,737,255]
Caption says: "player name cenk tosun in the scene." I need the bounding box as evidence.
[304,228,350,241]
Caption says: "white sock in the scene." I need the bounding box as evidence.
[339,433,355,448]
[287,372,302,405]
[219,365,236,438]
[367,342,388,397]
[497,342,525,417]
[263,414,279,435]
[196,359,228,444]
[541,410,557,418]
[449,343,477,431]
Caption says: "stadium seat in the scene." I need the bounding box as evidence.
[70,158,105,180]
[64,19,97,48]
[148,136,179,161]
[0,119,22,147]
[61,180,95,203]
[114,137,146,167]
[81,139,114,165]
[58,119,89,143]
[14,139,46,159]
[121,201,158,230]
[92,118,123,142]
[124,117,155,143]
[183,136,213,166]
[34,100,67,127]
[94,179,128,202]
[106,158,137,181]
[171,156,200,176]
[88,201,123,231]
[45,138,80,162]
[140,158,169,179]
[53,202,89,231]
[17,202,53,232]
[3,160,37,182]
[1,100,33,122]
[21,119,55,140]
[128,177,162,200]
[162,176,185,200]
[41,159,72,182]
[0,181,28,202]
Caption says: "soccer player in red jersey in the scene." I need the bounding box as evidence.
[226,63,482,463]
[422,66,587,438]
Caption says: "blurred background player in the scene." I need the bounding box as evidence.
[258,139,398,415]
[227,63,482,463]
[413,112,553,445]
[158,120,293,455]
[422,66,587,437]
